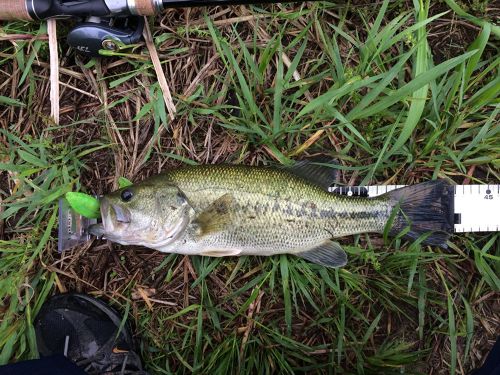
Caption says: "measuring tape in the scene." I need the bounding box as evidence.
[329,184,500,233]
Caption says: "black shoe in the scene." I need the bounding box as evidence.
[34,293,147,375]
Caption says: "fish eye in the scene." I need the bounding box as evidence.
[121,189,134,202]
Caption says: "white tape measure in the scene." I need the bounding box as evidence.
[329,184,500,233]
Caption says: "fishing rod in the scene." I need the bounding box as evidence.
[0,0,309,56]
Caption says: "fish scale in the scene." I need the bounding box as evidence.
[152,165,391,255]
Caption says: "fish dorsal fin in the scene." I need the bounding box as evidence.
[193,194,235,236]
[288,159,339,190]
[296,241,347,268]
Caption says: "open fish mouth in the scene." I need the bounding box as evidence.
[88,198,131,237]
[87,195,190,248]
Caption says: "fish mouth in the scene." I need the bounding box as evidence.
[112,203,131,224]
[88,198,189,248]
[88,198,131,237]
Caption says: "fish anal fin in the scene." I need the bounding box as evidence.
[288,159,339,190]
[194,194,235,236]
[296,241,347,268]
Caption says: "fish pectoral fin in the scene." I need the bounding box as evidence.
[287,159,339,191]
[296,241,347,268]
[193,193,235,236]
[201,249,242,257]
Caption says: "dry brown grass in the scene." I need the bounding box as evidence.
[1,1,499,373]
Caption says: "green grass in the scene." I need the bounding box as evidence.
[0,0,499,374]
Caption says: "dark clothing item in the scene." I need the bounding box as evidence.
[34,293,145,375]
[472,337,500,375]
[0,355,86,375]
[0,293,146,375]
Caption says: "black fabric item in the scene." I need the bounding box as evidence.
[0,355,86,375]
[471,336,500,375]
[34,293,146,375]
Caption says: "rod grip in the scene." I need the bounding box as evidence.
[133,0,157,15]
[0,0,32,20]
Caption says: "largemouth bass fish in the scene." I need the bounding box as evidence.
[89,163,454,268]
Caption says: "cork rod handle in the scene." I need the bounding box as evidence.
[0,0,32,20]
[132,0,157,16]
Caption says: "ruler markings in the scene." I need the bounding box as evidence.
[329,184,500,233]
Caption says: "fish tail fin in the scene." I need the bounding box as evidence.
[386,180,454,248]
